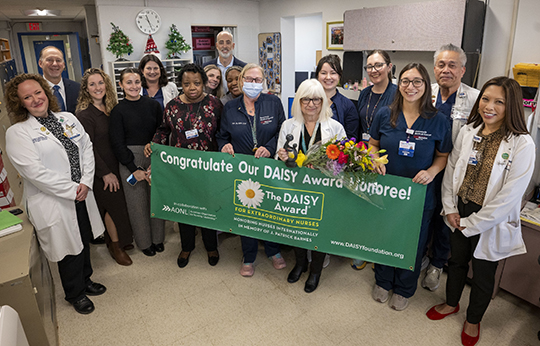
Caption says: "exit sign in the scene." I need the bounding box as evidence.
[27,23,42,31]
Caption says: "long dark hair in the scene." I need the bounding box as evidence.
[139,54,168,88]
[366,49,392,81]
[389,63,436,128]
[467,76,529,139]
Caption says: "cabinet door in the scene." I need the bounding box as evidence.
[499,224,540,307]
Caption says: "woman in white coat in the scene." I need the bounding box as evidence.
[426,77,535,346]
[4,74,106,315]
[139,54,178,111]
[276,79,346,293]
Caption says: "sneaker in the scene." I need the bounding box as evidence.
[372,285,389,303]
[351,259,367,270]
[323,254,330,268]
[269,253,286,270]
[389,293,409,311]
[240,263,254,277]
[422,264,443,291]
[421,255,430,271]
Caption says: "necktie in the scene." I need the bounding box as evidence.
[53,85,66,112]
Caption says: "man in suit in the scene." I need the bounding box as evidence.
[39,46,81,114]
[203,31,246,94]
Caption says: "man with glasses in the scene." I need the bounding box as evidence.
[39,46,81,114]
[422,44,480,292]
[203,31,246,95]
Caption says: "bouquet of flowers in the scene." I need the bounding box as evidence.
[298,136,388,207]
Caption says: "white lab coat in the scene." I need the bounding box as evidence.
[6,112,105,262]
[432,82,480,143]
[275,117,346,159]
[441,123,535,261]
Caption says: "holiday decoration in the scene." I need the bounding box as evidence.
[165,24,191,59]
[106,22,134,60]
[143,35,161,59]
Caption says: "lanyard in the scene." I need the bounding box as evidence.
[405,128,414,143]
[246,111,258,151]
[301,121,320,153]
[366,91,382,132]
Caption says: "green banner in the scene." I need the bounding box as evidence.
[150,144,426,271]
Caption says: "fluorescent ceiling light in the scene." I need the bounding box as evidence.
[23,9,61,17]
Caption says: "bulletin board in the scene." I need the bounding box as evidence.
[258,32,281,94]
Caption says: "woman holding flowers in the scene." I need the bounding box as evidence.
[426,77,534,346]
[369,63,452,310]
[276,79,346,293]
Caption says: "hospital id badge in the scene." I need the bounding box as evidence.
[185,129,199,139]
[468,149,479,165]
[362,132,370,141]
[398,141,415,157]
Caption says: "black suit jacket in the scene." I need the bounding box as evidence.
[202,56,246,69]
[63,78,81,114]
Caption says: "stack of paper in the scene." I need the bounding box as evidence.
[0,210,23,238]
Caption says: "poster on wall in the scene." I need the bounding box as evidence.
[258,32,281,94]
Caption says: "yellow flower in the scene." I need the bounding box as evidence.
[296,151,306,167]
[345,142,352,148]
[288,151,295,159]
[374,154,389,167]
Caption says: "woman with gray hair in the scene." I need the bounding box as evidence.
[276,79,346,293]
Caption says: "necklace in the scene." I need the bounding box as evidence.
[365,90,382,133]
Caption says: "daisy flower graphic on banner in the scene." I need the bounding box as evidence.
[237,179,264,208]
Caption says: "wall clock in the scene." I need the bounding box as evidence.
[136,9,161,35]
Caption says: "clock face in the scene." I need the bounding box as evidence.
[136,9,161,35]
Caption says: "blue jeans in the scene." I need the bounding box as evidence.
[241,236,280,263]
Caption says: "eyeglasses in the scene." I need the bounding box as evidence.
[243,77,263,84]
[300,98,322,106]
[399,78,424,88]
[364,62,386,72]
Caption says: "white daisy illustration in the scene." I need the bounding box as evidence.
[236,179,264,208]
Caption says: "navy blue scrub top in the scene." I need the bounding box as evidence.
[370,106,452,209]
[435,90,456,127]
[143,88,165,111]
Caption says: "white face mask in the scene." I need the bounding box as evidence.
[242,82,263,98]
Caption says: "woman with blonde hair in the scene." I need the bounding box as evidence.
[276,78,345,292]
[76,68,134,266]
[217,63,286,277]
[204,64,223,99]
[5,73,106,314]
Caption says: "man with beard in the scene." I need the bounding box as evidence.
[203,31,246,94]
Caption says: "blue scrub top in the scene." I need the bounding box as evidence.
[370,106,452,209]
[143,88,165,111]
[435,90,456,127]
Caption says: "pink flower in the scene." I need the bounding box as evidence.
[338,152,349,164]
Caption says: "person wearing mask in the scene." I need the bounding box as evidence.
[5,74,106,314]
[145,63,223,268]
[217,63,286,277]
[315,54,359,139]
[422,43,481,292]
[369,63,452,311]
[109,68,165,257]
[276,79,345,292]
[139,54,179,111]
[427,77,534,346]
[76,68,134,266]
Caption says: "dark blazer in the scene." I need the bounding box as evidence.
[63,78,81,114]
[202,56,246,68]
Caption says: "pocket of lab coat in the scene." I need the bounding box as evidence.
[26,192,61,231]
[492,222,523,253]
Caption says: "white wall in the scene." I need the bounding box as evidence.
[95,0,260,75]
[294,14,322,72]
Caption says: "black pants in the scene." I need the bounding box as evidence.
[293,248,325,275]
[446,197,499,324]
[178,223,217,252]
[57,201,93,303]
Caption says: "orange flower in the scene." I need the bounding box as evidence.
[326,144,340,160]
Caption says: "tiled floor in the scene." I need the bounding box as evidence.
[53,223,540,345]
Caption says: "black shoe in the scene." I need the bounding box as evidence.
[304,273,320,293]
[152,243,164,252]
[72,296,94,314]
[90,235,105,245]
[287,264,308,283]
[177,251,191,268]
[208,250,219,266]
[85,282,107,296]
[142,246,156,256]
